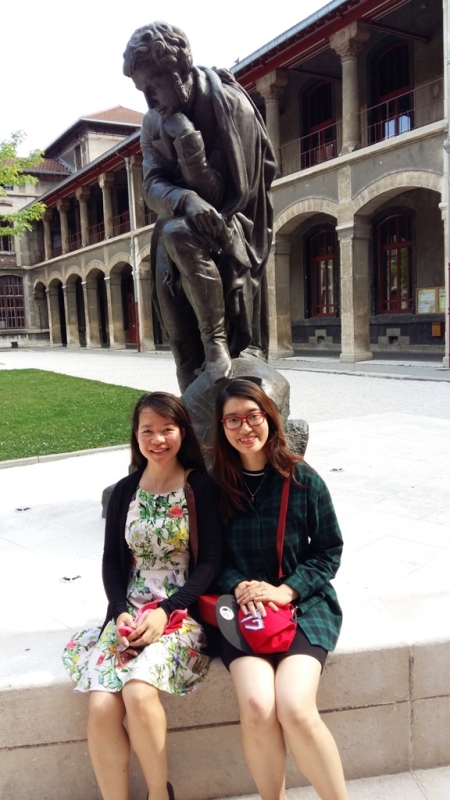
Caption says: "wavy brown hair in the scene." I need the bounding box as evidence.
[131,392,206,473]
[212,379,302,522]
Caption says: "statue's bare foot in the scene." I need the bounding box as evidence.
[204,341,232,384]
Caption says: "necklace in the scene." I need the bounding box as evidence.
[241,471,267,504]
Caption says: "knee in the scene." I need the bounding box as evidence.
[88,694,124,736]
[122,682,161,719]
[277,700,320,736]
[239,693,276,731]
[163,217,194,260]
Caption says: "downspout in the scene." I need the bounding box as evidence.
[444,0,450,367]
[124,155,141,353]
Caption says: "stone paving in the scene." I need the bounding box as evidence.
[0,348,449,799]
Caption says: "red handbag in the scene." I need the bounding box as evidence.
[217,477,297,654]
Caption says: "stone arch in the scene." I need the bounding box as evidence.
[137,243,151,264]
[85,259,107,279]
[48,272,65,288]
[274,197,339,235]
[108,252,133,273]
[353,170,442,216]
[64,268,83,284]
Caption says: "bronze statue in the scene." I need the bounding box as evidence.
[123,22,276,392]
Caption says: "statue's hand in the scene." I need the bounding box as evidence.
[184,194,229,243]
[164,113,195,139]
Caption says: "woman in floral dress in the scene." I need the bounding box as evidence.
[62,392,222,800]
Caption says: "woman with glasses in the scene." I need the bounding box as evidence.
[213,379,347,800]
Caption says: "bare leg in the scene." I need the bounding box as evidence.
[122,679,169,800]
[229,656,286,800]
[275,655,348,800]
[88,691,129,800]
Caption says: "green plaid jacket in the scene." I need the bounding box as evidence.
[218,462,343,651]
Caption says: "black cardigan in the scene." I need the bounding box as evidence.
[102,468,222,627]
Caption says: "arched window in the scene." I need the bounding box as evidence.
[0,276,25,328]
[378,215,412,313]
[370,43,412,142]
[302,82,336,168]
[307,229,338,316]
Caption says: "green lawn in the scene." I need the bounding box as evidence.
[0,370,146,461]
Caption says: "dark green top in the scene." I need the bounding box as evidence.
[218,461,343,651]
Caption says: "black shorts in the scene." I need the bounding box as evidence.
[219,625,328,671]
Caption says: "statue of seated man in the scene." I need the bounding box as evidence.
[123,22,276,392]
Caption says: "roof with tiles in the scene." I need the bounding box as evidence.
[82,106,143,124]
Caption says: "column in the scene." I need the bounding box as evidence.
[75,186,90,246]
[330,22,370,155]
[46,287,62,345]
[56,199,70,254]
[256,70,289,173]
[266,235,294,358]
[99,173,114,239]
[439,201,450,368]
[337,218,372,362]
[43,210,52,261]
[130,154,146,229]
[82,278,102,348]
[137,265,155,351]
[105,274,126,348]
[62,283,80,347]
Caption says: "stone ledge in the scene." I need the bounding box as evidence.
[1,627,449,800]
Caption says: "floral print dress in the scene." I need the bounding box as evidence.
[62,487,210,695]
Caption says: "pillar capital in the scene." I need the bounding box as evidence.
[336,218,371,241]
[98,172,115,190]
[130,153,143,169]
[56,199,70,213]
[75,186,90,203]
[43,208,53,222]
[256,70,289,103]
[275,234,292,256]
[329,21,370,61]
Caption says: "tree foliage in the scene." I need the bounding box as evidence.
[0,131,46,237]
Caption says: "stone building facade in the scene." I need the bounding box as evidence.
[3,0,449,365]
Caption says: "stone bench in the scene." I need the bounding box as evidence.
[2,599,449,800]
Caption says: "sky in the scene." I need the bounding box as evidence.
[3,0,327,155]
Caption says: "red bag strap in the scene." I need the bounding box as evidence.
[276,477,291,580]
[184,470,198,567]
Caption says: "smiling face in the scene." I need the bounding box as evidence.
[136,408,183,469]
[131,65,183,120]
[222,396,269,470]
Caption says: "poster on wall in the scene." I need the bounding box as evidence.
[417,287,445,314]
[417,288,437,314]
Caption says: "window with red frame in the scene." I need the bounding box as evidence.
[302,82,336,168]
[0,276,25,329]
[370,43,412,143]
[378,215,412,313]
[308,230,338,316]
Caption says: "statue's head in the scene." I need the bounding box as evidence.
[123,22,193,116]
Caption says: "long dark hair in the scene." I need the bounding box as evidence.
[131,392,206,473]
[212,379,302,521]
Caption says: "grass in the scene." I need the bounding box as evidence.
[0,369,146,461]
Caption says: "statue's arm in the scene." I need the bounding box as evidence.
[172,127,224,208]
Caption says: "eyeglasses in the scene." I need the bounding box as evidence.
[222,411,267,431]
